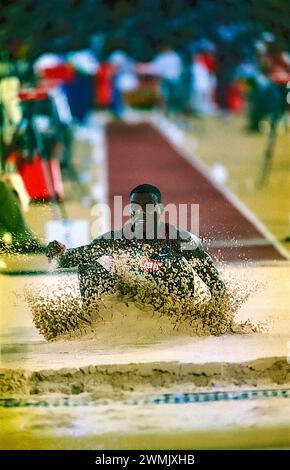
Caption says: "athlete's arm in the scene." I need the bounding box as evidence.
[46,230,124,268]
[178,231,226,297]
[46,241,103,268]
[192,246,226,297]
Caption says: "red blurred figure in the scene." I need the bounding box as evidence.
[95,62,116,107]
[227,80,246,113]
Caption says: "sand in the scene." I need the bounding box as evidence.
[1,263,290,399]
[25,250,262,341]
[1,396,290,449]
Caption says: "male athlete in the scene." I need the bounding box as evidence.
[46,184,226,304]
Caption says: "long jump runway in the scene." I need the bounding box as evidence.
[106,121,287,262]
[0,120,290,449]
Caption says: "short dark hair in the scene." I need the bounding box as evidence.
[130,184,162,202]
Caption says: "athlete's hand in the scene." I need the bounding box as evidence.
[46,240,66,262]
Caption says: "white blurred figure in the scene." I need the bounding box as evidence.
[66,49,99,75]
[109,50,138,93]
[33,53,63,75]
[151,45,183,115]
[33,52,73,126]
[108,50,138,118]
[190,41,216,116]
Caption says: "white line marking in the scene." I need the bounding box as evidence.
[207,238,284,248]
[150,113,290,261]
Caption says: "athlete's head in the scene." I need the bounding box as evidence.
[129,184,163,232]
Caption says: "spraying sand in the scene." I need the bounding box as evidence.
[25,254,258,342]
[1,263,289,399]
[2,264,287,451]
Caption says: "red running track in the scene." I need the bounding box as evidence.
[106,122,285,262]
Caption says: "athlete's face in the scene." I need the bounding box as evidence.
[130,192,162,232]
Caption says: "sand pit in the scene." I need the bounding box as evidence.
[1,106,289,450]
[1,262,290,397]
[1,257,290,450]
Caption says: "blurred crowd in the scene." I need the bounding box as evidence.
[1,32,289,127]
[31,33,290,123]
[0,31,289,252]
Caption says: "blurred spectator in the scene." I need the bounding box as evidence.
[261,39,290,85]
[95,61,115,109]
[63,49,99,122]
[241,36,290,131]
[215,25,245,114]
[33,53,75,169]
[109,50,138,94]
[108,50,138,118]
[190,41,216,116]
[151,45,183,115]
[260,38,290,124]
